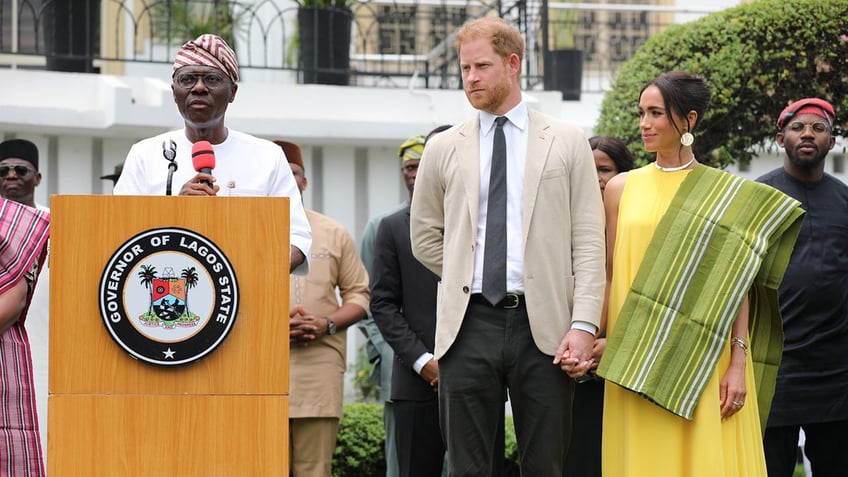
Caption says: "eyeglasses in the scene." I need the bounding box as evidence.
[786,121,830,134]
[0,165,34,177]
[173,73,229,90]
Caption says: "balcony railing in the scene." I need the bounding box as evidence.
[0,0,722,96]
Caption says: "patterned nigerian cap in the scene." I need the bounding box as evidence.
[172,34,239,82]
[398,135,426,162]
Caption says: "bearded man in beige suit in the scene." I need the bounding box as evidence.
[410,17,605,476]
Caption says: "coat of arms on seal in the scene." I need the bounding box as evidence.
[99,227,239,366]
[140,267,196,327]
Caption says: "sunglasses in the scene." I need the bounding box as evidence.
[786,121,830,134]
[173,73,230,90]
[0,165,34,177]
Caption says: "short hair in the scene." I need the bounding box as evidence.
[455,17,525,64]
[588,136,635,173]
[425,124,453,145]
[640,71,711,136]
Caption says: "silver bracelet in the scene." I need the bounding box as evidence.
[730,336,748,355]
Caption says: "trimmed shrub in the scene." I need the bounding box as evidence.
[504,415,520,476]
[333,402,386,476]
[596,0,848,168]
[332,403,522,475]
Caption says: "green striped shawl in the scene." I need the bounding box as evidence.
[596,166,804,430]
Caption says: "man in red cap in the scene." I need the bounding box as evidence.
[277,140,369,477]
[757,98,848,477]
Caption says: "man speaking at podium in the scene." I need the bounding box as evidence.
[113,33,311,274]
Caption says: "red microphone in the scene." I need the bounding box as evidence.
[191,140,216,188]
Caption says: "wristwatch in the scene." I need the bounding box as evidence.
[324,317,337,335]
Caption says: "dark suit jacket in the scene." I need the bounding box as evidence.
[370,206,440,402]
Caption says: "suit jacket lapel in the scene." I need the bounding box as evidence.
[523,110,552,245]
[456,119,481,233]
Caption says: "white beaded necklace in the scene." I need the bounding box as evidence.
[654,155,696,172]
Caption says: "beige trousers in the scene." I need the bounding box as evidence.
[289,417,340,477]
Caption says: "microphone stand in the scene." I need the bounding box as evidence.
[163,140,178,196]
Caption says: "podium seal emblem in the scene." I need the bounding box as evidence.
[99,227,239,366]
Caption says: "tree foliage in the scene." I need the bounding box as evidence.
[595,0,848,168]
[151,0,246,47]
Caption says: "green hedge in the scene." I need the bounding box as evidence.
[504,414,520,476]
[333,403,520,476]
[333,403,387,477]
[596,0,848,168]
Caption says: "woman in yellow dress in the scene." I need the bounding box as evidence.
[597,72,804,476]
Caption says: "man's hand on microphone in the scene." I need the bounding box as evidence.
[179,173,220,195]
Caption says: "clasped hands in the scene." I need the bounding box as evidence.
[554,329,602,379]
[289,305,330,346]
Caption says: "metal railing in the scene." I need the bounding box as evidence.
[0,0,723,95]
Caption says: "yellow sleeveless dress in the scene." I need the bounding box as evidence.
[602,165,767,476]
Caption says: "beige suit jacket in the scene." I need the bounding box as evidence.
[410,108,605,359]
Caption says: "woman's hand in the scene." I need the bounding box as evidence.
[722,297,750,420]
[719,358,747,420]
[589,337,606,370]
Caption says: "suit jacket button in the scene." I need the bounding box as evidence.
[462,286,470,293]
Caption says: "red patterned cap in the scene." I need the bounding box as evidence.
[173,34,239,82]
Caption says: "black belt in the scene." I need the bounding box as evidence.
[469,293,525,309]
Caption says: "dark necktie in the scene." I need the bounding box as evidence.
[481,116,508,306]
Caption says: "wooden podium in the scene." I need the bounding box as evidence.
[48,196,290,476]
